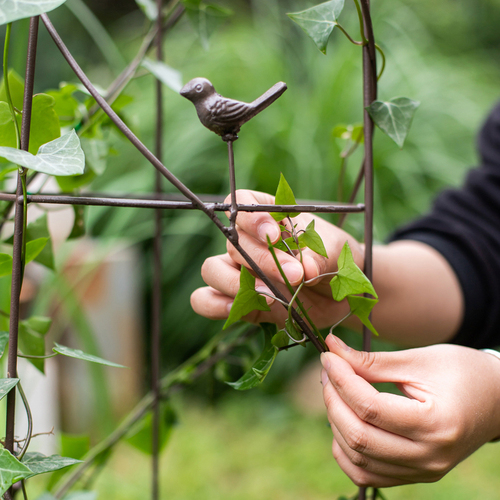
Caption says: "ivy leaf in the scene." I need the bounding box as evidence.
[0,448,33,495]
[25,237,48,264]
[272,236,298,253]
[347,295,379,336]
[0,331,9,358]
[135,0,158,20]
[25,215,55,270]
[53,343,126,368]
[0,254,12,278]
[224,267,270,329]
[28,94,61,155]
[330,241,377,301]
[0,378,19,401]
[0,102,11,125]
[270,173,300,221]
[287,0,345,54]
[80,138,108,176]
[125,402,177,455]
[227,323,278,390]
[366,97,420,148]
[183,1,233,50]
[22,453,82,480]
[0,130,84,176]
[19,316,52,374]
[298,220,328,257]
[0,0,68,25]
[0,70,24,111]
[141,58,183,93]
[271,329,289,348]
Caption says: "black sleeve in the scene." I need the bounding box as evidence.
[390,101,500,349]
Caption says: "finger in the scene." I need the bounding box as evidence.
[321,350,428,438]
[330,421,420,481]
[332,439,412,488]
[225,190,281,244]
[227,228,304,286]
[190,286,233,320]
[322,370,425,467]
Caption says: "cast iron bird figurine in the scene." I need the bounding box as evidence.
[180,77,287,142]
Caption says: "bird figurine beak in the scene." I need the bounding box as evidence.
[179,83,189,97]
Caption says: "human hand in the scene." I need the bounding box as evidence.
[321,334,500,487]
[190,189,363,328]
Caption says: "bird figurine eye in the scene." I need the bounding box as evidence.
[195,84,203,93]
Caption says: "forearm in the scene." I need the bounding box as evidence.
[356,240,464,347]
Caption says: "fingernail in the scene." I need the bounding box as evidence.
[256,286,274,305]
[258,222,279,243]
[320,352,331,370]
[321,368,329,386]
[282,262,303,284]
[226,302,234,315]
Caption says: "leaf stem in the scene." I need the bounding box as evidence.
[352,0,368,44]
[304,271,338,285]
[375,44,386,80]
[328,311,352,335]
[336,23,363,46]
[3,23,21,149]
[17,352,58,360]
[17,381,32,461]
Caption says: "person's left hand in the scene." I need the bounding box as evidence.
[321,335,500,487]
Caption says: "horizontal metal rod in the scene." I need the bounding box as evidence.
[0,192,365,213]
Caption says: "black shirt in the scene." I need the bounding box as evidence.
[391,102,500,349]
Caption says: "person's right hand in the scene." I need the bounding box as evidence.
[190,189,363,328]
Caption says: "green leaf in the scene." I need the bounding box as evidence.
[227,323,278,390]
[0,0,68,25]
[285,318,306,347]
[224,267,270,329]
[0,448,33,495]
[19,316,52,374]
[0,131,77,173]
[0,102,11,126]
[270,173,300,221]
[0,130,84,175]
[330,242,377,301]
[0,378,19,401]
[22,453,82,480]
[366,97,420,148]
[347,295,379,336]
[184,1,233,50]
[46,84,81,126]
[298,220,328,257]
[68,205,85,240]
[0,331,9,358]
[271,329,289,348]
[53,343,126,368]
[0,254,12,278]
[56,168,96,192]
[60,433,90,460]
[25,237,48,264]
[0,70,24,111]
[25,215,55,270]
[272,236,298,253]
[141,58,183,93]
[28,94,61,155]
[0,164,17,181]
[287,0,345,54]
[135,0,158,20]
[80,138,108,176]
[125,402,177,455]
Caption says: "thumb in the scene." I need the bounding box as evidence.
[324,334,418,384]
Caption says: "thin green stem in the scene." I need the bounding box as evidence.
[17,381,33,461]
[21,481,28,500]
[375,43,386,80]
[352,0,368,44]
[336,23,363,46]
[304,271,338,285]
[17,352,58,360]
[3,23,21,149]
[328,311,352,335]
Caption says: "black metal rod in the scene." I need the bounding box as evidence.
[0,192,365,213]
[151,0,163,497]
[5,16,39,500]
[227,140,238,233]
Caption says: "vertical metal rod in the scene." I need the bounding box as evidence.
[359,1,377,498]
[151,1,164,499]
[227,140,237,233]
[5,15,39,500]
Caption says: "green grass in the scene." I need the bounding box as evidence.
[58,394,500,500]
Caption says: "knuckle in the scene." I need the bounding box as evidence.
[344,424,368,454]
[357,396,379,424]
[349,451,369,469]
[350,472,372,488]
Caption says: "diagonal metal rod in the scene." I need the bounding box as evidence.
[4,15,39,500]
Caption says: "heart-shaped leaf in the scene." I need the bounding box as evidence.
[0,0,68,26]
[0,448,32,495]
[330,241,377,301]
[270,173,300,221]
[22,453,82,480]
[347,295,379,336]
[366,97,420,148]
[287,0,345,54]
[224,266,270,329]
[0,130,84,176]
[298,220,328,257]
[0,378,19,401]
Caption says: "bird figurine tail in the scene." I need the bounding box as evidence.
[251,81,287,115]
